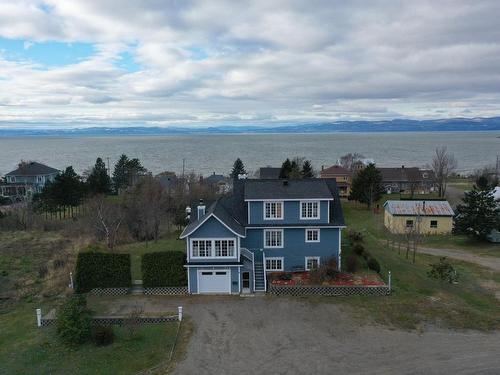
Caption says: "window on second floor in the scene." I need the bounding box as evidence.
[300,201,320,219]
[191,239,236,258]
[264,229,283,248]
[264,201,283,220]
[9,176,15,183]
[305,229,320,242]
[37,176,43,183]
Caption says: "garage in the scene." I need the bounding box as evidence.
[198,269,231,294]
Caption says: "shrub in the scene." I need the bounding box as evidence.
[92,325,114,346]
[56,295,92,346]
[361,251,371,261]
[279,273,293,281]
[367,257,381,273]
[352,243,365,256]
[142,251,187,287]
[345,254,359,273]
[427,257,459,283]
[348,230,363,243]
[309,266,328,284]
[75,252,132,293]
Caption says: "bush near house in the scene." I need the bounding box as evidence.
[141,251,187,287]
[75,252,132,293]
[56,294,92,346]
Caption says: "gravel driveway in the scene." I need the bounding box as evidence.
[418,246,500,272]
[169,296,500,375]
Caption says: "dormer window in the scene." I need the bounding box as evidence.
[300,201,320,219]
[264,201,283,220]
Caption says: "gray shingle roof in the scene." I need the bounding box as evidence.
[384,200,454,216]
[244,179,334,200]
[6,162,59,176]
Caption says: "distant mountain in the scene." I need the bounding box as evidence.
[1,117,500,136]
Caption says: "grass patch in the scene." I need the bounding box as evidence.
[115,232,185,280]
[421,234,500,257]
[336,201,500,331]
[0,301,184,375]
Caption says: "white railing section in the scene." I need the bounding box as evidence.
[263,251,267,292]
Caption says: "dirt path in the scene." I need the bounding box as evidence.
[418,246,500,272]
[94,295,500,375]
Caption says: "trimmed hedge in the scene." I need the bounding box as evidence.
[142,251,187,287]
[75,252,132,293]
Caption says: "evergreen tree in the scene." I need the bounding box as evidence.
[279,158,292,179]
[454,188,499,240]
[288,160,301,179]
[301,160,314,178]
[112,154,130,192]
[349,163,383,209]
[87,157,111,195]
[39,166,85,209]
[475,175,491,191]
[230,158,246,179]
[112,154,146,192]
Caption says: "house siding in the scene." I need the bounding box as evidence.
[242,227,340,271]
[384,211,453,234]
[248,200,329,225]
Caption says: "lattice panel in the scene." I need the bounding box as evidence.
[268,285,390,296]
[144,287,188,296]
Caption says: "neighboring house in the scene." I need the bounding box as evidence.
[0,161,59,199]
[179,178,345,294]
[378,166,435,194]
[157,172,179,191]
[203,172,232,194]
[258,167,282,179]
[383,200,454,234]
[487,187,500,243]
[320,165,352,197]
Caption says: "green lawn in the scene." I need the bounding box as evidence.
[335,201,500,330]
[421,234,500,257]
[116,232,185,280]
[0,301,184,375]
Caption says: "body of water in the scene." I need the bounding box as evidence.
[0,132,498,176]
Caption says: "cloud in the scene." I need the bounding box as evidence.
[0,0,499,127]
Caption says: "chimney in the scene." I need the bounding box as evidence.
[197,199,206,220]
[238,174,247,180]
[321,165,324,171]
[401,165,405,169]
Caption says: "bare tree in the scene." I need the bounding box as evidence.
[431,147,457,197]
[339,153,365,172]
[87,195,124,250]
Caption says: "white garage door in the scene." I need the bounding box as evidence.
[198,269,231,294]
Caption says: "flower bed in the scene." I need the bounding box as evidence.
[269,271,384,286]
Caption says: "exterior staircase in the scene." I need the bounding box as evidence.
[254,251,266,292]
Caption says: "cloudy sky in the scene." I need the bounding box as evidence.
[0,0,500,128]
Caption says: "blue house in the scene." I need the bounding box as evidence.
[179,178,345,294]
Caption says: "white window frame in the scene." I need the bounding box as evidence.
[190,238,237,259]
[263,229,284,248]
[300,200,320,220]
[305,256,320,271]
[430,220,438,228]
[265,257,284,271]
[263,201,283,220]
[9,176,15,183]
[305,228,320,243]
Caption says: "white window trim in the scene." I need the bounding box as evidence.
[190,238,237,259]
[305,228,320,243]
[300,200,320,220]
[263,229,284,248]
[263,201,284,220]
[265,257,284,271]
[9,176,15,183]
[430,220,438,228]
[305,256,321,271]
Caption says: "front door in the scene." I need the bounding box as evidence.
[242,271,250,293]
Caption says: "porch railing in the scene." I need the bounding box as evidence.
[263,251,267,292]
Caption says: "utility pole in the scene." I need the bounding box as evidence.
[107,157,111,177]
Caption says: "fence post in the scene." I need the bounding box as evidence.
[178,306,183,321]
[69,272,74,289]
[388,271,392,292]
[36,308,42,327]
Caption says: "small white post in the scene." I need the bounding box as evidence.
[388,271,392,291]
[69,272,74,289]
[178,306,183,322]
[36,308,42,327]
